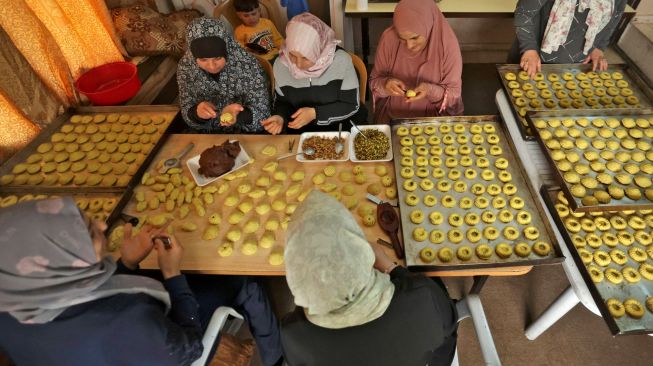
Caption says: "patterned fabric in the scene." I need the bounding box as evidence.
[0,0,125,105]
[111,3,201,57]
[279,13,339,79]
[285,191,395,329]
[514,0,626,63]
[177,17,269,133]
[541,0,614,54]
[0,197,170,324]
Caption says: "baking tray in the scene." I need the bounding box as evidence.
[526,109,653,212]
[541,185,653,336]
[0,191,127,228]
[390,115,564,270]
[0,105,178,193]
[496,63,653,140]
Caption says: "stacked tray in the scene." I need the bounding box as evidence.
[526,109,653,212]
[496,64,653,140]
[0,105,179,227]
[543,186,653,335]
[390,116,563,270]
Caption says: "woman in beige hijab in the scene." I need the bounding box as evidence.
[282,191,458,366]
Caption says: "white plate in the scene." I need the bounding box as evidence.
[297,131,350,163]
[186,140,252,186]
[349,124,393,162]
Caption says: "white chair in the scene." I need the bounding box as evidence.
[455,290,502,366]
[191,306,245,366]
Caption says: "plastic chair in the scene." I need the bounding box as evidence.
[347,52,367,105]
[190,306,245,366]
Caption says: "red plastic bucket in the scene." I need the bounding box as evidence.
[75,62,140,105]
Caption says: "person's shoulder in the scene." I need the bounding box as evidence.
[259,18,276,27]
[332,49,354,66]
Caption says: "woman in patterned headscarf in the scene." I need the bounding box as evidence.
[281,191,458,366]
[177,17,270,133]
[511,0,627,79]
[0,197,283,366]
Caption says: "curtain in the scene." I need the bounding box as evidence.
[0,91,40,164]
[0,0,126,105]
[0,0,127,164]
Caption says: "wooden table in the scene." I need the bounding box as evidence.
[116,133,532,277]
[339,0,636,65]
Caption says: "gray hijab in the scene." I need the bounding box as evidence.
[285,190,395,329]
[0,197,170,324]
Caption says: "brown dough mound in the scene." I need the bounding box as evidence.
[198,140,241,177]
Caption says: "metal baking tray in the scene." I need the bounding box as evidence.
[496,63,653,141]
[0,105,177,193]
[0,191,127,228]
[541,185,653,335]
[526,109,653,212]
[390,115,563,270]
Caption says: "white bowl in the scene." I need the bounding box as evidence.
[186,140,252,186]
[297,131,350,163]
[349,124,393,162]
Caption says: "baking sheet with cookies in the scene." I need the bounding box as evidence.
[117,134,398,275]
[0,105,178,192]
[391,116,563,270]
[0,192,123,226]
[527,109,653,212]
[542,186,653,335]
[496,64,653,141]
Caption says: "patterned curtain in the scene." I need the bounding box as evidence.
[0,0,127,163]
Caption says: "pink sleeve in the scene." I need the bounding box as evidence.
[369,29,397,100]
[434,23,464,116]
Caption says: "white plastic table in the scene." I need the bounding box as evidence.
[495,89,601,340]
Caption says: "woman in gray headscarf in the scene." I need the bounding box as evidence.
[0,197,283,366]
[281,190,458,366]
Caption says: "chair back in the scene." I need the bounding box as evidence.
[347,52,367,105]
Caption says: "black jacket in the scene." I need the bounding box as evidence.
[281,267,458,366]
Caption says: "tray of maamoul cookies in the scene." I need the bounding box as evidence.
[542,186,653,335]
[496,64,653,141]
[114,134,398,274]
[526,109,653,213]
[0,192,123,226]
[0,105,178,193]
[391,116,564,270]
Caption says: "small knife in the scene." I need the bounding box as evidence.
[366,193,397,207]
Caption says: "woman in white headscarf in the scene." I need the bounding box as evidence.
[261,12,366,134]
[282,191,458,366]
[511,0,627,79]
[0,197,283,366]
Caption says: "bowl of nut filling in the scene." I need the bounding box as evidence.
[350,125,392,162]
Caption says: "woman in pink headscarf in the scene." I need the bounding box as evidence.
[262,13,365,134]
[370,0,463,124]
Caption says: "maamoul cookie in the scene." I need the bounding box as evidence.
[606,298,625,318]
[624,299,645,319]
[457,246,473,261]
[533,242,551,257]
[413,227,428,242]
[605,268,624,284]
[476,244,493,260]
[420,247,436,263]
[438,247,454,262]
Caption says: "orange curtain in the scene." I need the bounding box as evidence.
[0,0,126,105]
[0,0,127,163]
[0,91,40,163]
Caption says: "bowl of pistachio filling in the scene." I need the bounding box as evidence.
[350,125,392,162]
